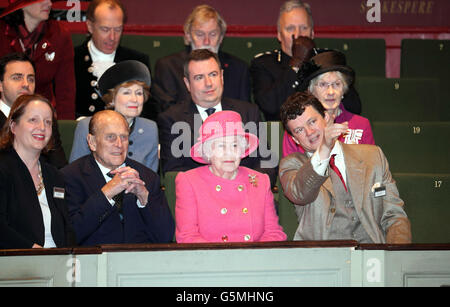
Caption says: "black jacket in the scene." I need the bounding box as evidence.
[157,97,278,187]
[73,39,151,118]
[0,147,76,249]
[250,49,362,121]
[153,47,251,113]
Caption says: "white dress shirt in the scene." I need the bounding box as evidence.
[310,141,347,185]
[195,103,223,121]
[87,40,116,79]
[0,99,11,118]
[37,188,57,248]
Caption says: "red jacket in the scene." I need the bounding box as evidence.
[0,20,75,119]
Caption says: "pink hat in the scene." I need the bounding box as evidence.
[190,111,259,164]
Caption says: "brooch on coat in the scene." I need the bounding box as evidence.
[45,52,55,62]
[248,174,258,187]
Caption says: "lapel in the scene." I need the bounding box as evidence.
[341,144,366,214]
[81,155,109,191]
[221,97,236,112]
[320,144,366,214]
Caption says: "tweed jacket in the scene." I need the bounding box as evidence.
[279,143,411,243]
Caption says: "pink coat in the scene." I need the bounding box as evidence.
[282,104,375,157]
[175,166,287,243]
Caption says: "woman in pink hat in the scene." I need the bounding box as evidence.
[0,0,75,119]
[175,110,287,243]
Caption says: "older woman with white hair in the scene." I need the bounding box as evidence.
[282,50,375,156]
[175,110,286,243]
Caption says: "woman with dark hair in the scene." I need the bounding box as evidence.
[0,0,76,119]
[0,94,76,249]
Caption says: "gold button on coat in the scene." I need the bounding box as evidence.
[237,185,244,191]
[215,185,221,192]
[220,208,227,215]
[242,208,248,214]
[244,234,251,241]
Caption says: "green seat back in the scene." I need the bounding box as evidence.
[394,173,450,243]
[400,39,450,79]
[315,38,386,77]
[162,171,178,220]
[221,37,280,65]
[57,120,78,159]
[355,77,440,121]
[372,121,450,173]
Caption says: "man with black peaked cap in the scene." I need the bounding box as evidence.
[250,0,362,121]
[61,108,174,246]
[69,60,159,173]
[73,0,151,119]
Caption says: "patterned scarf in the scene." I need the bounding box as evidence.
[16,21,46,58]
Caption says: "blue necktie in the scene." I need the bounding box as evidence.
[205,108,215,116]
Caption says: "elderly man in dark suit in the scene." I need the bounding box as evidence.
[158,49,277,187]
[153,4,250,113]
[0,52,67,168]
[73,0,150,119]
[61,110,174,246]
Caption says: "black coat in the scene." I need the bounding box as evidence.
[250,49,362,121]
[73,40,151,118]
[153,47,251,113]
[157,97,278,187]
[0,147,76,249]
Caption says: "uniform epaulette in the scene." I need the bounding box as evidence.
[254,49,279,59]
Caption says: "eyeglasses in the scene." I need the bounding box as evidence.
[315,80,343,91]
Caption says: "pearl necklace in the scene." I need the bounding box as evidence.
[36,162,44,196]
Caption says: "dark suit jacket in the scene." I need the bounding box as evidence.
[74,39,151,118]
[0,147,76,249]
[157,97,278,187]
[250,49,362,121]
[0,112,67,169]
[60,155,175,246]
[153,47,251,113]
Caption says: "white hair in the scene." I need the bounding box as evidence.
[308,71,349,94]
[197,135,248,163]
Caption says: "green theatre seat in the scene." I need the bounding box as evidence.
[315,38,386,77]
[277,178,299,241]
[355,77,441,121]
[394,173,450,244]
[162,171,178,221]
[400,39,450,79]
[57,120,78,159]
[221,37,279,65]
[371,121,450,173]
